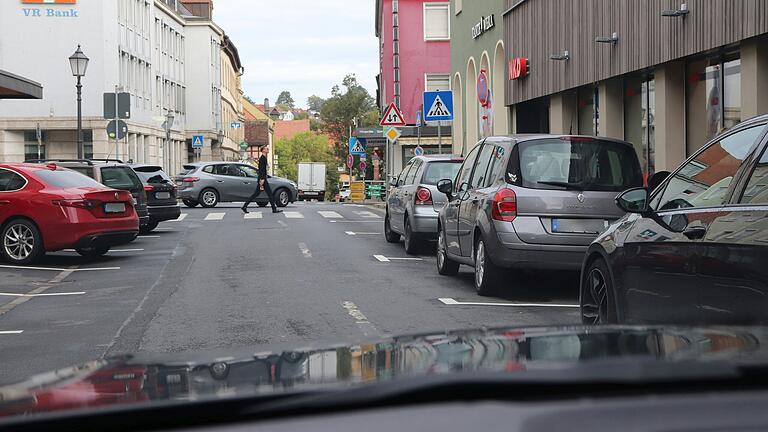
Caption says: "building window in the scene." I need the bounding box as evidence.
[425,74,450,92]
[424,3,450,41]
[83,130,93,159]
[686,53,742,154]
[624,74,656,175]
[23,131,45,161]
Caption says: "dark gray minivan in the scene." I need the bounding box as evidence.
[435,135,643,296]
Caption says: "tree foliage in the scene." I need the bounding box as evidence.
[320,74,376,161]
[307,95,327,112]
[276,91,295,109]
[274,132,340,199]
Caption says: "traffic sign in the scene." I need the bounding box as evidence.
[349,137,366,155]
[359,161,367,172]
[230,122,242,129]
[239,141,248,150]
[416,110,422,127]
[192,135,204,149]
[107,120,128,140]
[347,154,354,169]
[385,127,401,143]
[477,69,490,107]
[103,92,131,120]
[380,102,406,126]
[423,91,454,122]
[414,146,424,156]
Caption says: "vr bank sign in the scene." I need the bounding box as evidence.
[21,0,79,18]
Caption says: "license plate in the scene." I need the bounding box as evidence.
[304,191,317,195]
[155,192,171,199]
[551,218,608,234]
[104,203,126,213]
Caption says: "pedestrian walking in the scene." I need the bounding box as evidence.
[242,146,282,214]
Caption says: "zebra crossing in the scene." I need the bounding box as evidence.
[166,209,383,223]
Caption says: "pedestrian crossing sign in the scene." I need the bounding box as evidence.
[192,135,204,149]
[423,91,454,122]
[349,137,366,155]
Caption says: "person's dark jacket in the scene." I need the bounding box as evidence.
[258,155,268,180]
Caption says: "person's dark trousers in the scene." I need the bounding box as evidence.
[243,180,277,212]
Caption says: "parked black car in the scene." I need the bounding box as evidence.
[581,114,768,326]
[130,165,181,232]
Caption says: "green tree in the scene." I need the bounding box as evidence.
[274,132,340,199]
[307,95,327,112]
[276,91,295,108]
[294,111,309,120]
[320,74,376,161]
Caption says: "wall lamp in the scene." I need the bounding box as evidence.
[595,32,618,44]
[662,3,689,17]
[550,50,570,61]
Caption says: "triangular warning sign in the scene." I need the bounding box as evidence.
[426,95,451,118]
[380,103,406,126]
[351,142,365,153]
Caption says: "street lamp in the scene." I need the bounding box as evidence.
[69,45,89,159]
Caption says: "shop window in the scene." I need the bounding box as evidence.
[425,74,450,92]
[624,74,656,175]
[686,54,741,154]
[23,131,46,161]
[578,85,598,136]
[424,3,450,41]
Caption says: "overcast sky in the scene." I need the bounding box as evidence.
[213,0,379,109]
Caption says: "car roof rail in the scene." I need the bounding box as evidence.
[24,159,94,166]
[88,158,125,164]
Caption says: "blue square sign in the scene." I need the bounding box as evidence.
[423,91,454,122]
[192,135,204,149]
[349,137,366,155]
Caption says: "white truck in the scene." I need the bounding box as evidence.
[297,162,327,201]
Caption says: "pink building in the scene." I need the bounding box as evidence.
[375,0,452,174]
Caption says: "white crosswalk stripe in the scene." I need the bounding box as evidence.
[169,213,187,222]
[355,211,382,219]
[204,212,226,221]
[318,211,343,219]
[244,212,262,219]
[283,212,304,219]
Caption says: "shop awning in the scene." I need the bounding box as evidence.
[0,70,43,99]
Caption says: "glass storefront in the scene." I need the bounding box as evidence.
[686,54,741,154]
[624,74,656,175]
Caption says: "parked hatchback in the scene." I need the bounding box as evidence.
[581,115,768,326]
[385,155,463,253]
[176,162,298,208]
[130,164,181,232]
[435,135,643,296]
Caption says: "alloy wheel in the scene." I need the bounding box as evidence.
[583,267,608,324]
[278,190,289,206]
[475,241,486,288]
[202,191,217,206]
[4,223,35,261]
[437,231,446,269]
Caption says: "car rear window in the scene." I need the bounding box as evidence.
[421,161,462,185]
[35,169,104,189]
[134,167,172,184]
[100,166,143,191]
[511,138,643,192]
[181,165,198,176]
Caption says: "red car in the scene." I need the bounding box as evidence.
[0,163,139,264]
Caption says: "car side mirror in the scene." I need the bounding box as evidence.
[616,187,649,214]
[389,177,398,187]
[647,170,670,193]
[437,178,454,198]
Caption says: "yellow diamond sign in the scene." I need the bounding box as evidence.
[385,127,401,142]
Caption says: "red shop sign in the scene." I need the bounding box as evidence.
[509,57,530,80]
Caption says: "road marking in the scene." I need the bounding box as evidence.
[318,211,343,219]
[170,213,187,222]
[355,211,381,219]
[244,212,262,219]
[373,255,422,262]
[138,235,160,238]
[283,212,304,219]
[298,242,312,258]
[204,212,225,221]
[330,220,380,223]
[0,268,75,317]
[0,331,23,335]
[0,291,85,297]
[109,248,145,253]
[341,301,381,337]
[346,231,379,236]
[277,220,288,227]
[438,298,580,308]
[0,265,119,272]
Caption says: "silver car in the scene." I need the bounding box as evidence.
[435,135,643,296]
[176,162,298,208]
[385,155,463,254]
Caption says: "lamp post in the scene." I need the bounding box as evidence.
[69,45,89,159]
[164,111,175,172]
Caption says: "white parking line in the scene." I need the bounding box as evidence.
[244,212,263,219]
[169,213,187,222]
[204,212,226,221]
[438,298,580,308]
[330,220,380,223]
[0,331,23,335]
[109,248,145,253]
[283,212,304,219]
[346,232,379,236]
[373,255,423,262]
[0,265,119,272]
[137,235,160,238]
[318,211,343,219]
[0,291,85,297]
[354,211,382,219]
[298,242,312,258]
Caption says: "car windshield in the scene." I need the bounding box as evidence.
[3,1,768,427]
[514,139,644,192]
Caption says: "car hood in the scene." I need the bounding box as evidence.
[2,325,767,419]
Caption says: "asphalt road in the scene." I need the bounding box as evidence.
[0,202,580,385]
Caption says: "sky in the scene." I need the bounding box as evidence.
[213,0,379,109]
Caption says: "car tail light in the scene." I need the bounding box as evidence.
[182,177,200,183]
[144,185,155,192]
[491,188,517,222]
[415,187,432,205]
[53,199,97,210]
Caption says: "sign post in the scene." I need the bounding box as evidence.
[423,90,454,154]
[35,123,42,160]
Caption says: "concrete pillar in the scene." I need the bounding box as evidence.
[549,89,577,134]
[509,105,517,134]
[655,60,686,172]
[741,35,768,119]
[598,78,624,139]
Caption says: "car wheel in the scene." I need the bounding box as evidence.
[75,246,110,258]
[403,217,420,255]
[182,199,198,208]
[1,219,43,265]
[436,225,459,276]
[257,202,268,208]
[141,221,159,233]
[474,236,501,297]
[384,212,400,243]
[199,188,219,208]
[581,258,617,324]
[275,188,290,207]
